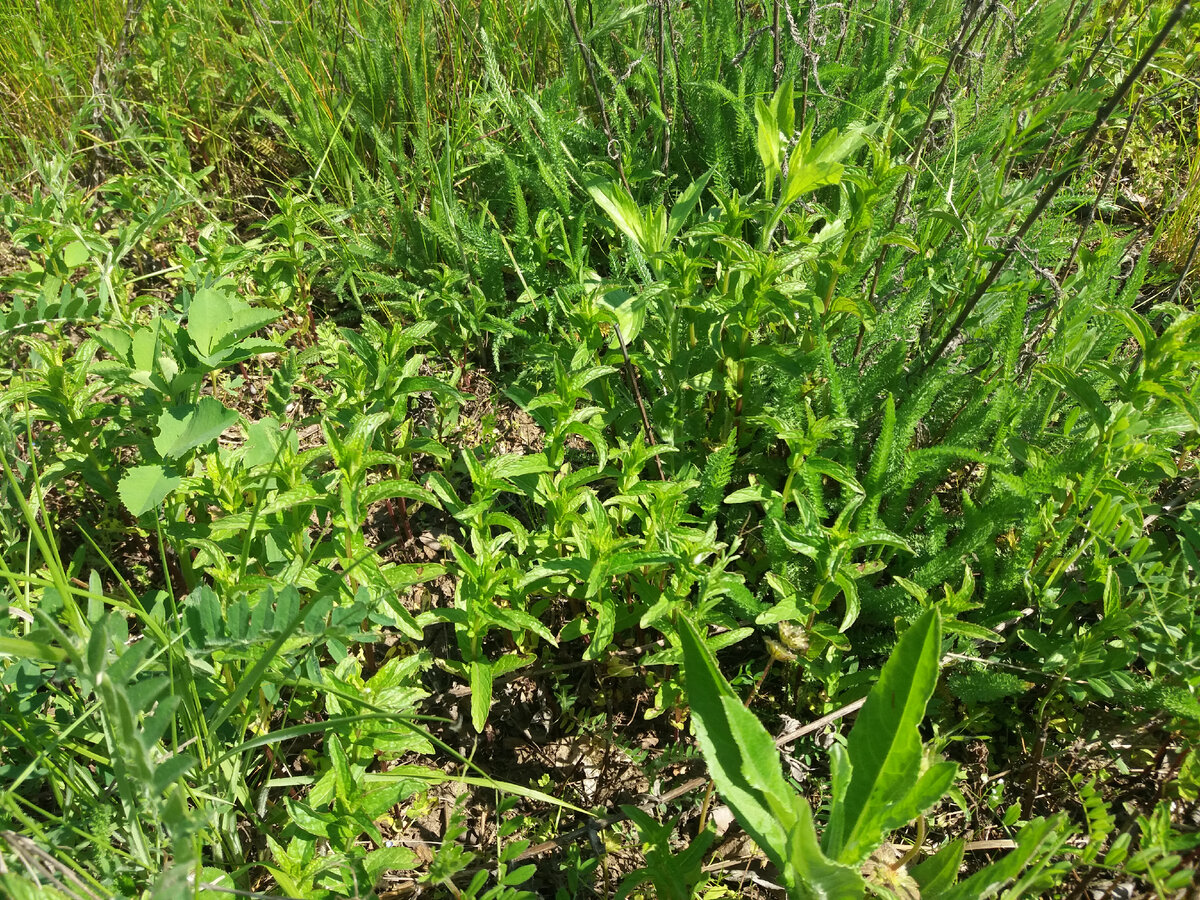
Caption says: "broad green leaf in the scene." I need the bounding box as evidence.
[679,615,795,859]
[470,659,493,732]
[0,635,67,663]
[825,607,943,865]
[772,79,796,141]
[589,181,649,253]
[877,760,957,837]
[846,528,913,553]
[804,456,864,494]
[487,604,557,645]
[189,286,281,359]
[91,324,133,363]
[785,801,868,900]
[781,159,843,207]
[486,452,552,482]
[597,287,647,345]
[118,464,183,516]
[359,479,440,508]
[243,416,293,468]
[363,846,419,879]
[832,571,860,632]
[62,240,89,269]
[724,484,778,505]
[679,615,865,897]
[604,550,677,577]
[878,231,920,253]
[188,286,236,357]
[153,397,238,460]
[328,732,353,804]
[285,797,333,838]
[1039,364,1111,429]
[391,375,463,403]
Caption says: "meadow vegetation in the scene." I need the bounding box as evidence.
[1,0,1199,897]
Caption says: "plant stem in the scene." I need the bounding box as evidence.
[614,323,667,480]
[919,0,1192,377]
[563,0,630,193]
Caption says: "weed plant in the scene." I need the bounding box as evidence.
[1,0,1199,897]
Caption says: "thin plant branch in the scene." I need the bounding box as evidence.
[919,0,1192,377]
[564,0,631,193]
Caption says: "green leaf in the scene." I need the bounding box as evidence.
[470,660,493,732]
[678,615,865,897]
[781,158,843,207]
[153,397,238,460]
[832,571,860,632]
[188,286,236,357]
[878,231,920,253]
[118,464,183,516]
[846,527,913,553]
[910,839,965,894]
[360,479,440,509]
[679,615,796,859]
[486,453,552,482]
[938,816,1067,900]
[756,98,782,196]
[589,181,650,253]
[1039,364,1111,429]
[805,456,864,494]
[666,168,714,242]
[188,286,281,359]
[0,635,67,663]
[363,845,420,879]
[597,287,647,345]
[328,732,353,804]
[825,607,944,865]
[772,79,796,140]
[62,240,89,269]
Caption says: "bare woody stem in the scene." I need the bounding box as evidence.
[919,0,1191,378]
[564,0,631,193]
[614,323,668,481]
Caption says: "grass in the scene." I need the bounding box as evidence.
[1,0,1199,897]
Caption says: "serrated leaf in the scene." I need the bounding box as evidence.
[486,453,552,481]
[363,845,420,879]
